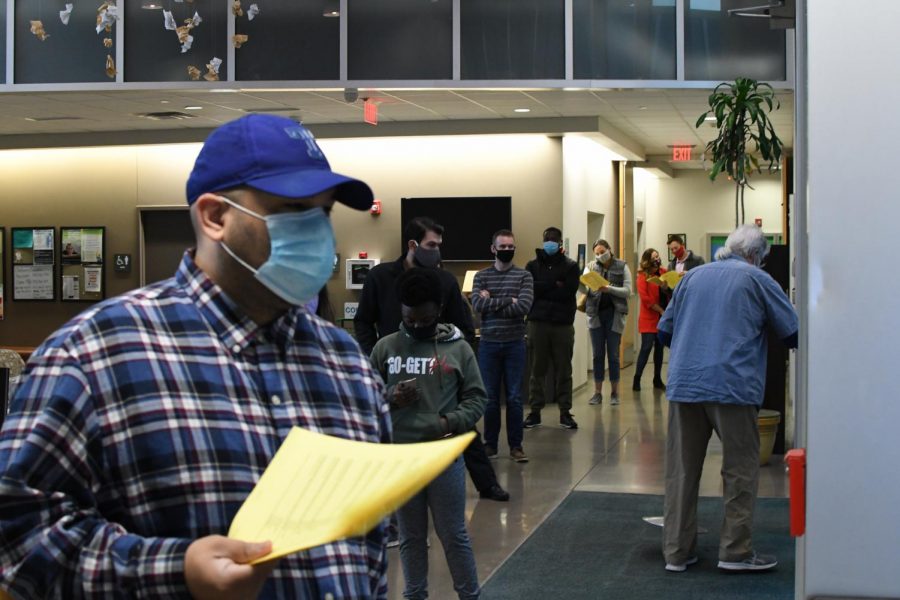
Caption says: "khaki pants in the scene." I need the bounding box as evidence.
[527,321,574,415]
[663,401,760,564]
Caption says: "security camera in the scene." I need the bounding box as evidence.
[344,87,359,103]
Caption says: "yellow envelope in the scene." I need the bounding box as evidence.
[579,271,610,291]
[228,428,475,563]
[462,270,478,294]
[659,271,684,288]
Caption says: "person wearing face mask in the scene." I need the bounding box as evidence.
[470,230,534,463]
[583,240,632,407]
[666,234,705,274]
[633,248,669,392]
[523,227,581,430]
[370,267,486,600]
[0,115,392,599]
[657,225,797,574]
[355,218,509,505]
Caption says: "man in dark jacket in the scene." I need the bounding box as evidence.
[355,216,509,502]
[523,226,581,430]
[667,234,705,274]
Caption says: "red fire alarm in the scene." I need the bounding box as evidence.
[358,251,368,259]
[370,198,382,216]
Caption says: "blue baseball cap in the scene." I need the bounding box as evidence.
[186,114,373,209]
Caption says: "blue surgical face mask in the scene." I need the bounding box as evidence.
[543,241,560,256]
[217,196,335,306]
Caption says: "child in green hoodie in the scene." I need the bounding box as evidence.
[371,267,486,600]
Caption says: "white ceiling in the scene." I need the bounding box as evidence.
[0,87,794,161]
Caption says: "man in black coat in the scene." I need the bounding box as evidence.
[355,216,509,502]
[523,226,581,430]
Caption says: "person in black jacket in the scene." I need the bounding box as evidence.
[523,226,581,430]
[354,216,509,503]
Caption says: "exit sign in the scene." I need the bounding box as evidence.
[364,99,378,125]
[672,146,692,161]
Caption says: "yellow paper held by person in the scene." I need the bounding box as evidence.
[647,271,684,289]
[579,271,610,291]
[228,427,476,564]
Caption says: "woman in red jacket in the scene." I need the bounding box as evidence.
[634,248,669,391]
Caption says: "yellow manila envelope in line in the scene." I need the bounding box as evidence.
[648,271,684,288]
[579,271,610,291]
[228,427,475,564]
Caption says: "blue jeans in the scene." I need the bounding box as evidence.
[478,339,526,450]
[397,458,480,599]
[589,311,621,383]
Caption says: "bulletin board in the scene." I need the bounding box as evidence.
[60,227,105,302]
[0,228,5,320]
[11,227,56,301]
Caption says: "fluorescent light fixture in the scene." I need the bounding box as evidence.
[184,106,203,110]
[704,116,717,121]
[514,108,531,113]
[141,0,164,8]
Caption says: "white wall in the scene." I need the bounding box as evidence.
[800,1,900,597]
[562,135,621,389]
[636,169,784,263]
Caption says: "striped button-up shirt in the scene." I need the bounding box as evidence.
[0,253,390,599]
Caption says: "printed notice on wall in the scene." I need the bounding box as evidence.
[62,275,80,300]
[84,267,102,293]
[81,229,103,263]
[14,265,54,300]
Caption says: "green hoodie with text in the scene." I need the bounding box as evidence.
[370,323,486,443]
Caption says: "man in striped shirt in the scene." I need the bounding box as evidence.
[471,230,535,463]
[0,115,390,599]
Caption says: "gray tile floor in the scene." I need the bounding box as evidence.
[385,363,789,599]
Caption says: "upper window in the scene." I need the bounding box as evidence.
[574,0,676,80]
[15,0,116,83]
[125,0,227,83]
[348,0,452,80]
[235,3,339,81]
[685,0,786,81]
[461,0,565,80]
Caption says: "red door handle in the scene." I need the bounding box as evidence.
[785,449,806,537]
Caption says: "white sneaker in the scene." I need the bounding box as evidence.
[610,394,620,406]
[665,556,698,572]
[718,552,777,571]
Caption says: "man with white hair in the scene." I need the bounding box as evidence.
[657,225,798,574]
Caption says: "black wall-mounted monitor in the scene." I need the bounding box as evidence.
[400,197,512,261]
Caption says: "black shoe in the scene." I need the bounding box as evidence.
[523,412,542,429]
[653,379,666,391]
[560,413,578,429]
[479,484,510,502]
[485,444,498,458]
[632,377,641,391]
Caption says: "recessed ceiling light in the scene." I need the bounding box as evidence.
[160,100,170,104]
[638,105,647,110]
[514,108,530,113]
[184,106,203,110]
[704,116,717,121]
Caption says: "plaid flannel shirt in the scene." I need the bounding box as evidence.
[0,253,390,599]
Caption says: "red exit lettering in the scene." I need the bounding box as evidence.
[672,146,692,161]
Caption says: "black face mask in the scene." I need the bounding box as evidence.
[413,244,441,269]
[495,249,515,263]
[651,258,662,268]
[408,321,438,340]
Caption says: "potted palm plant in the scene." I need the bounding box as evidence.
[696,77,784,226]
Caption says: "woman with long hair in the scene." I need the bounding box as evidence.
[633,248,669,391]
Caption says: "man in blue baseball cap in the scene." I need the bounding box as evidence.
[0,115,391,598]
